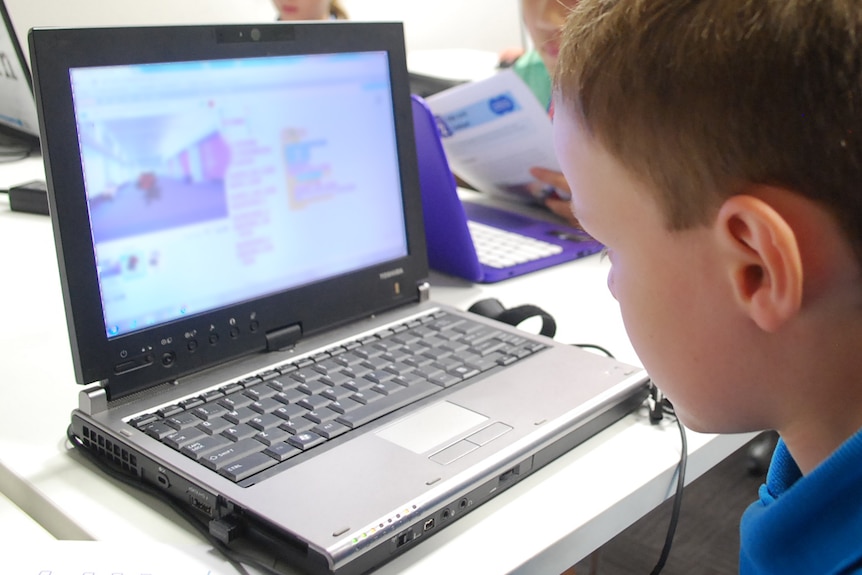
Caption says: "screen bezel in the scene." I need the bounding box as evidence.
[30,22,428,400]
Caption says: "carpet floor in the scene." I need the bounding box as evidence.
[571,432,776,575]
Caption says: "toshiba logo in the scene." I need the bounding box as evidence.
[379,268,404,280]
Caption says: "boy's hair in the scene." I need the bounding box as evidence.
[555,0,862,260]
[330,0,348,20]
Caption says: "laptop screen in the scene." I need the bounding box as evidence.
[68,52,409,339]
[0,0,38,145]
[32,22,427,399]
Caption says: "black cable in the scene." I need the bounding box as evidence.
[649,404,688,575]
[0,150,31,162]
[0,139,37,162]
[572,343,615,358]
[65,425,285,575]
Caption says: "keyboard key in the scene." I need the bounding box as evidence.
[327,399,362,415]
[249,397,283,415]
[219,451,278,481]
[196,418,232,436]
[342,378,376,393]
[313,358,344,374]
[320,385,354,402]
[370,381,406,396]
[163,428,207,450]
[248,413,283,432]
[297,395,331,411]
[181,435,234,460]
[243,384,278,402]
[129,413,159,429]
[279,418,316,435]
[319,371,354,387]
[223,406,257,425]
[290,367,322,385]
[145,422,177,440]
[179,397,205,410]
[254,428,290,447]
[200,389,225,402]
[447,364,480,379]
[274,388,307,405]
[337,381,439,429]
[218,394,253,411]
[302,407,340,425]
[288,431,326,450]
[364,370,396,384]
[297,380,330,396]
[221,423,259,442]
[312,420,350,440]
[192,404,227,421]
[428,372,462,388]
[273,403,307,421]
[202,438,265,471]
[164,412,201,430]
[157,405,183,418]
[264,441,301,462]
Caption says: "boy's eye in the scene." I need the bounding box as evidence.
[599,247,610,261]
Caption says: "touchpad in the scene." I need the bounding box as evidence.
[376,401,488,454]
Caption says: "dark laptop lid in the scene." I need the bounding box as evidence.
[29,22,428,400]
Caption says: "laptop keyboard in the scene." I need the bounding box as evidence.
[129,311,547,483]
[468,220,563,269]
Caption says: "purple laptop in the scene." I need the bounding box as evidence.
[411,95,603,283]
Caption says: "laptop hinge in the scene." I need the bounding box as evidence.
[417,281,431,302]
[79,385,109,415]
[265,323,303,351]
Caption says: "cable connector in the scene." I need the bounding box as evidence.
[209,517,243,545]
[648,382,665,424]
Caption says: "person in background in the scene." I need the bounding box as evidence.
[508,0,581,227]
[553,0,862,573]
[271,0,348,21]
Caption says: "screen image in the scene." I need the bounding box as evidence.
[0,3,38,140]
[69,52,408,338]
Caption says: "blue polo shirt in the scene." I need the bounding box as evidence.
[740,428,862,574]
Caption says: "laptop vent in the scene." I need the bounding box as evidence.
[81,425,139,475]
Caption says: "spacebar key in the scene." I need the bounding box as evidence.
[336,381,439,429]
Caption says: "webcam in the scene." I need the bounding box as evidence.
[215,25,296,44]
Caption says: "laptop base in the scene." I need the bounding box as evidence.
[71,383,647,575]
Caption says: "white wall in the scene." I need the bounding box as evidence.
[341,0,524,53]
[5,0,524,62]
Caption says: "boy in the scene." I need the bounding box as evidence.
[552,0,862,573]
[506,0,582,227]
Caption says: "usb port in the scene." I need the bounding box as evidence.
[396,529,414,547]
[499,466,519,482]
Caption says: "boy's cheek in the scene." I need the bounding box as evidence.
[606,265,618,300]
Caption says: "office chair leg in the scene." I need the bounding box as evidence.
[746,431,778,476]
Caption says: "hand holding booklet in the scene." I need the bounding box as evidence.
[425,68,563,204]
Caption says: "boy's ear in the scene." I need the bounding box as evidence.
[714,194,803,332]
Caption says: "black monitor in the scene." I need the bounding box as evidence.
[0,0,38,156]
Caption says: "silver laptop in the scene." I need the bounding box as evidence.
[29,22,649,575]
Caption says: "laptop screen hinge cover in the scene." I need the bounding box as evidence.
[265,323,303,352]
[79,385,109,415]
[417,281,431,302]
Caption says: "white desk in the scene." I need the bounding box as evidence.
[0,157,755,574]
[0,489,53,541]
